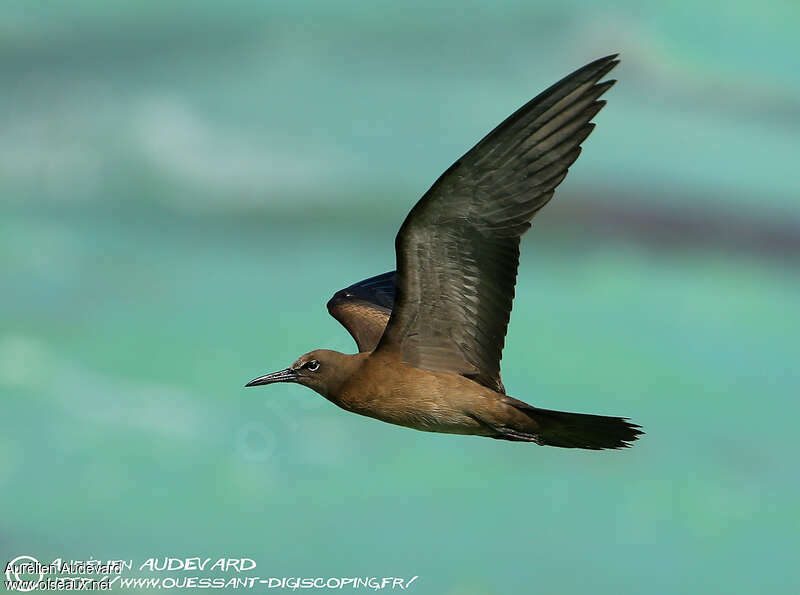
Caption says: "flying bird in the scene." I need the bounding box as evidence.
[247,54,642,449]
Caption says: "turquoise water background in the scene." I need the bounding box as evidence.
[2,2,799,594]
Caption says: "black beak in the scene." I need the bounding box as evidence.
[245,368,299,387]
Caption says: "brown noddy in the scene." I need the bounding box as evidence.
[247,54,643,449]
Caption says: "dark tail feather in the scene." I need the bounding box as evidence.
[500,400,643,450]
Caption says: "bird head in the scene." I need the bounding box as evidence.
[244,349,360,400]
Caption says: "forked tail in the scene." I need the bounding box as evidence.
[492,398,643,450]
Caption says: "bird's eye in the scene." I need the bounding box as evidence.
[305,360,320,372]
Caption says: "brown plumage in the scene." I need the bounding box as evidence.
[246,55,643,450]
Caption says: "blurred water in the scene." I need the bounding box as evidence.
[2,2,799,594]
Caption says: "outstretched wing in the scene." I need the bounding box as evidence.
[376,55,619,392]
[327,271,396,353]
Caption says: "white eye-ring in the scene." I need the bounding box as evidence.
[305,360,320,372]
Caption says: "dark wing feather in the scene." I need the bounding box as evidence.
[376,55,619,392]
[327,271,396,352]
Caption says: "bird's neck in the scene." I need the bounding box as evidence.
[317,351,370,401]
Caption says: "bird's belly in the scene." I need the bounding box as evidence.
[335,356,501,436]
[338,392,492,436]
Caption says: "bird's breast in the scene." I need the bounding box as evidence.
[335,357,496,436]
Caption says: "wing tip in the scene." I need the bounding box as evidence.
[582,54,621,84]
[597,52,620,65]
